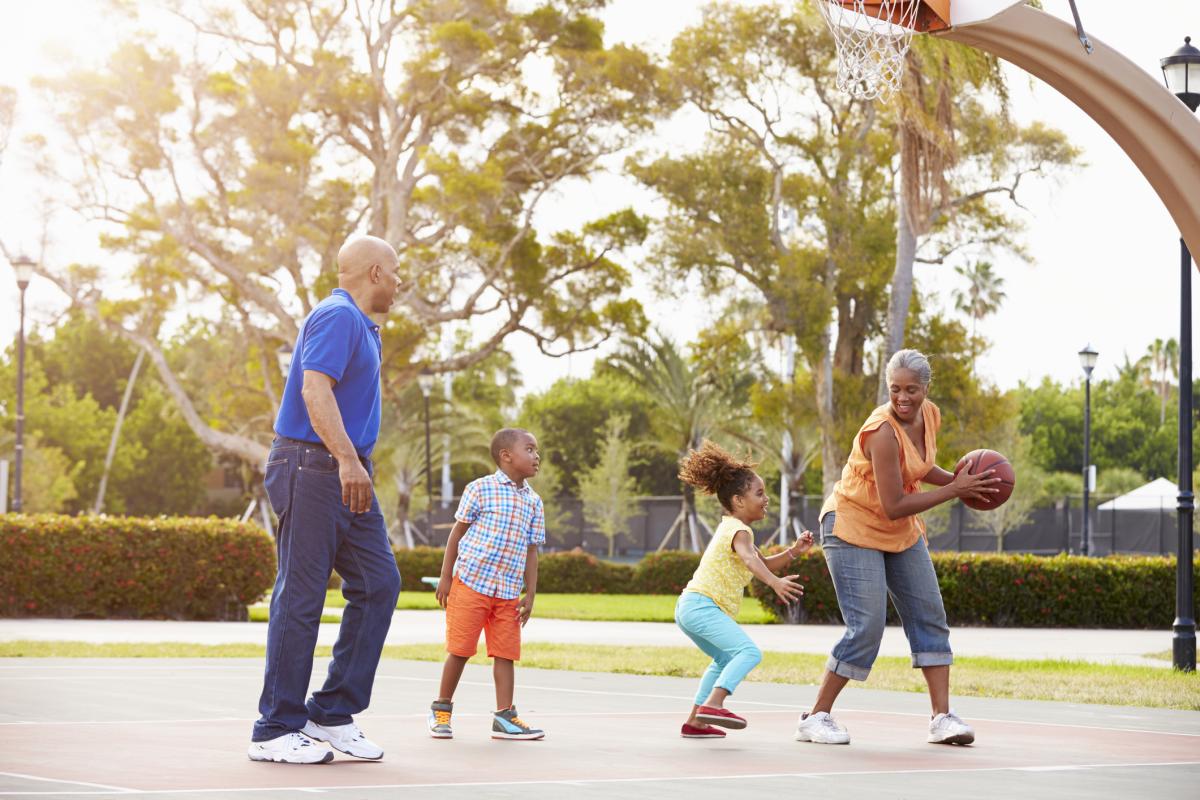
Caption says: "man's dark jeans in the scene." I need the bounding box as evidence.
[251,437,401,742]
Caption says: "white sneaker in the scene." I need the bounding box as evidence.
[794,711,850,744]
[301,720,384,760]
[247,732,333,764]
[928,711,975,745]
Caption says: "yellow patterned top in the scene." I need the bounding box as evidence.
[683,516,755,617]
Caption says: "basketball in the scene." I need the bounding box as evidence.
[955,449,1015,511]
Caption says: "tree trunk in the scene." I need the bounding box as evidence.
[813,339,841,497]
[878,197,919,403]
[93,349,144,514]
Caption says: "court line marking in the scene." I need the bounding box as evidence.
[3,671,1196,740]
[1,761,1198,796]
[0,771,133,793]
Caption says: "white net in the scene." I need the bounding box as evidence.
[813,1,921,102]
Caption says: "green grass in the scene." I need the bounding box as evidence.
[1145,650,1172,661]
[253,591,776,625]
[3,640,1195,710]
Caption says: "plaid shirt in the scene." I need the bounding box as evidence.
[453,470,546,599]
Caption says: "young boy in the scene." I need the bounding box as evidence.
[428,428,546,740]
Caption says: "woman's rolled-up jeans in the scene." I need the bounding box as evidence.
[820,512,952,680]
[675,591,763,705]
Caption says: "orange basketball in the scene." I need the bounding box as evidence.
[954,449,1015,511]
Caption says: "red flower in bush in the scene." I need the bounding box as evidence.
[1013,578,1023,586]
[959,564,970,573]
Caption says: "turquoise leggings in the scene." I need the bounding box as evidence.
[675,591,763,705]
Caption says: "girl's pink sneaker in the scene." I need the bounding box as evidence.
[695,706,747,729]
[681,723,726,739]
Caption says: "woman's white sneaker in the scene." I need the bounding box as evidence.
[301,720,384,760]
[928,711,975,745]
[247,732,333,764]
[794,711,851,744]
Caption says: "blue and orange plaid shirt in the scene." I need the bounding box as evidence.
[453,470,546,599]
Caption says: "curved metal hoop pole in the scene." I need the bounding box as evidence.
[940,4,1200,262]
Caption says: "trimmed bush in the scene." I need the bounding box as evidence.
[1,513,275,620]
[633,551,701,594]
[538,550,635,594]
[394,546,448,592]
[750,548,1200,629]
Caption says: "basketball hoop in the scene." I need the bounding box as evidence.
[813,1,925,102]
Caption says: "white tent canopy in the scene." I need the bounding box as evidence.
[1096,478,1179,511]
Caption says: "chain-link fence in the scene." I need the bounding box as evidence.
[412,494,1195,558]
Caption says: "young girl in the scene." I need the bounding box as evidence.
[674,440,813,739]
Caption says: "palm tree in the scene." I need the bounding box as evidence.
[604,331,750,552]
[1141,338,1179,426]
[953,260,1006,374]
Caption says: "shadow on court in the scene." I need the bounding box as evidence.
[1,658,1197,799]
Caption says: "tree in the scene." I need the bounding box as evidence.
[603,331,749,550]
[518,372,676,497]
[877,37,1079,402]
[967,424,1044,553]
[952,260,1006,374]
[21,0,662,470]
[1140,338,1178,426]
[578,414,638,558]
[631,2,896,493]
[953,261,1006,340]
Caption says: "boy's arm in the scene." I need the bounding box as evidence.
[436,521,469,608]
[519,545,538,626]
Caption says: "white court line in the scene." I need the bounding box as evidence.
[377,675,1200,739]
[4,670,1197,740]
[0,771,133,793]
[1,761,1197,796]
[0,710,693,727]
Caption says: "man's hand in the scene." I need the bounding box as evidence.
[339,457,373,514]
[518,593,535,626]
[436,575,452,609]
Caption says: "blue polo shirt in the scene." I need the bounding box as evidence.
[274,289,382,457]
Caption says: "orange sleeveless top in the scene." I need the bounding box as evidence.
[819,400,941,553]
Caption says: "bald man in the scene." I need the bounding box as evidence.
[249,235,403,764]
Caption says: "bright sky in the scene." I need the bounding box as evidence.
[1,1,1198,398]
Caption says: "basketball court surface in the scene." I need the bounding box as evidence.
[1,657,1197,799]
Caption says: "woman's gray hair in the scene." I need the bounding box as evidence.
[886,349,932,386]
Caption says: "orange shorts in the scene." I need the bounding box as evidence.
[445,576,521,661]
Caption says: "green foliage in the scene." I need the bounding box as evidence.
[393,546,449,593]
[0,316,213,515]
[749,549,1200,628]
[1096,466,1148,496]
[0,514,274,619]
[1016,373,1191,480]
[631,550,702,595]
[537,551,635,594]
[518,372,676,495]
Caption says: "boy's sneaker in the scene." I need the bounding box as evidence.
[681,723,726,739]
[492,705,545,740]
[695,705,747,730]
[247,732,333,764]
[794,711,851,745]
[428,700,454,739]
[928,711,975,745]
[300,721,384,760]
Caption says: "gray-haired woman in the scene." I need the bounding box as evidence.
[795,349,999,746]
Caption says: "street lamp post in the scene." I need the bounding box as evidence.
[417,368,435,542]
[9,255,35,513]
[1161,36,1200,672]
[1077,345,1098,557]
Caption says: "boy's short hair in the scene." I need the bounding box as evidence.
[490,428,532,466]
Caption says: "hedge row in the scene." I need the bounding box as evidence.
[751,549,1200,629]
[1,514,275,620]
[399,546,1200,629]
[394,548,699,595]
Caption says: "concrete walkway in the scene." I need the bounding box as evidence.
[0,612,1175,667]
